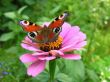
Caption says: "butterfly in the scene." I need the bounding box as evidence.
[19,12,68,43]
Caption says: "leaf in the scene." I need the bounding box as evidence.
[0,32,15,41]
[57,59,85,82]
[56,73,72,82]
[6,46,18,54]
[50,5,61,15]
[35,71,49,82]
[22,15,29,20]
[18,6,27,14]
[1,75,17,82]
[4,12,16,19]
[7,21,22,32]
[86,69,100,82]
[25,0,36,5]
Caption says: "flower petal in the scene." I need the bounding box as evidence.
[60,22,71,38]
[77,32,86,41]
[21,37,42,52]
[38,56,56,60]
[27,60,46,77]
[60,54,81,60]
[49,50,64,56]
[60,45,72,52]
[32,52,49,56]
[21,43,40,51]
[20,54,38,63]
[61,26,84,47]
[73,41,87,50]
[25,36,33,42]
[60,41,87,52]
[62,31,86,47]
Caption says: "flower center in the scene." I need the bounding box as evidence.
[38,36,63,52]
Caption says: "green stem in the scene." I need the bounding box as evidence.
[49,59,56,82]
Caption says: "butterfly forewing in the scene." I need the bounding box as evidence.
[48,12,69,28]
[19,20,42,32]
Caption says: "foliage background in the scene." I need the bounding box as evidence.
[0,0,110,82]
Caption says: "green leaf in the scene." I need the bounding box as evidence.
[25,0,36,5]
[7,21,22,32]
[22,15,29,20]
[86,69,100,82]
[4,12,16,19]
[35,71,49,82]
[56,73,72,82]
[0,32,15,41]
[6,46,18,54]
[18,6,27,14]
[25,71,49,82]
[58,59,85,82]
[50,5,61,15]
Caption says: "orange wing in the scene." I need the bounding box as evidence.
[23,24,42,32]
[48,12,69,28]
[19,20,42,32]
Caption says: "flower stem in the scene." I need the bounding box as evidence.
[49,59,56,82]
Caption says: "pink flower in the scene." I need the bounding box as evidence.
[20,22,87,77]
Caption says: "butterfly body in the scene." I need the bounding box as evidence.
[19,12,68,43]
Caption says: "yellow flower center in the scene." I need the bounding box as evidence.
[38,36,63,52]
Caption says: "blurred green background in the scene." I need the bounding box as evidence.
[0,0,110,82]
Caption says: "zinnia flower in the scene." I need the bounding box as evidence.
[20,22,87,77]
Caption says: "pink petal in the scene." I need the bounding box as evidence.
[32,52,49,56]
[63,32,86,47]
[60,54,81,60]
[78,32,86,41]
[25,36,33,42]
[60,41,87,52]
[61,27,85,47]
[73,41,87,50]
[60,45,72,52]
[38,56,56,60]
[60,22,71,38]
[49,50,64,56]
[27,60,46,77]
[20,54,38,63]
[23,36,38,46]
[61,26,80,42]
[21,43,41,51]
[21,37,42,52]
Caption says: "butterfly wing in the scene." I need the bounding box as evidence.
[19,20,42,32]
[20,12,69,43]
[48,12,69,28]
